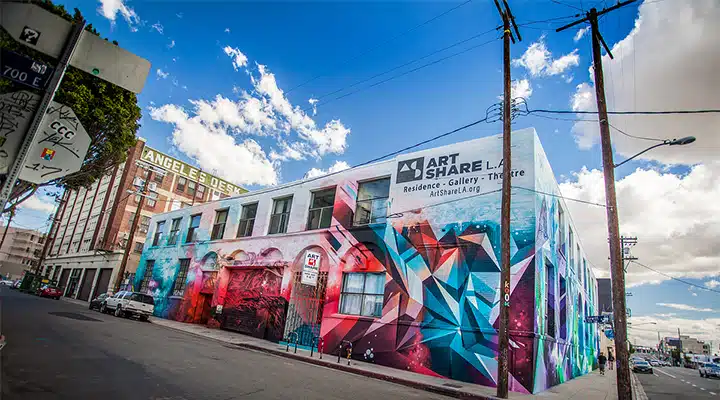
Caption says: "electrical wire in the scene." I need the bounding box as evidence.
[608,122,664,142]
[307,37,501,113]
[516,14,582,26]
[551,0,584,12]
[286,0,474,93]
[311,27,500,104]
[531,108,720,116]
[629,260,720,295]
[512,186,607,208]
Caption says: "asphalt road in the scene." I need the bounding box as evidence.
[0,288,450,400]
[636,364,720,399]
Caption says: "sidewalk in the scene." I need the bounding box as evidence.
[148,317,645,400]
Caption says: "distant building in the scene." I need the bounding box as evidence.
[0,227,45,279]
[42,139,246,302]
[679,335,706,355]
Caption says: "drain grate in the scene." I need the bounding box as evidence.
[442,383,463,389]
[48,312,102,322]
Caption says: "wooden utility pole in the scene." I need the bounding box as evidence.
[556,2,636,399]
[0,208,15,252]
[35,192,67,278]
[493,0,521,397]
[112,168,153,293]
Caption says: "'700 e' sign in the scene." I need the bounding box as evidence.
[1,49,54,90]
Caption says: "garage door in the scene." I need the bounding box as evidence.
[221,267,287,341]
[57,269,71,295]
[94,268,113,298]
[77,269,96,301]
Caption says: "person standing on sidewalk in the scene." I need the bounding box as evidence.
[598,352,607,375]
[608,352,615,370]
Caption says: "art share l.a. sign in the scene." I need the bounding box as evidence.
[389,132,533,213]
[301,251,321,286]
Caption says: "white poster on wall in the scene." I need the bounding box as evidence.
[389,129,534,214]
[301,251,321,286]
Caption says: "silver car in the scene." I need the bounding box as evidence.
[100,291,155,321]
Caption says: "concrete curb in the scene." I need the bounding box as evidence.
[149,319,498,400]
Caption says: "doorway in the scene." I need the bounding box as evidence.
[282,271,328,347]
[195,293,213,324]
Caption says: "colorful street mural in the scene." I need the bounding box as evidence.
[134,128,598,394]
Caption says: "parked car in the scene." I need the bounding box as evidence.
[11,280,21,289]
[699,362,720,378]
[100,291,154,321]
[36,284,62,299]
[88,293,110,311]
[632,359,653,374]
[649,360,661,367]
[0,280,14,286]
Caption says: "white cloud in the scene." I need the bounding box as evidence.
[156,69,169,79]
[574,26,590,42]
[304,161,351,179]
[223,46,249,71]
[97,0,140,28]
[628,315,720,348]
[224,28,231,33]
[176,13,183,19]
[656,303,714,312]
[19,195,56,213]
[167,40,175,49]
[705,280,720,289]
[559,163,720,287]
[512,36,579,77]
[150,47,351,186]
[149,104,278,186]
[151,22,164,35]
[308,98,319,116]
[511,79,532,100]
[569,0,720,164]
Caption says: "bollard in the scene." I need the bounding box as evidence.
[337,340,352,365]
[286,332,299,353]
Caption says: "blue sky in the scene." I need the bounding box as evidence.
[7,0,719,348]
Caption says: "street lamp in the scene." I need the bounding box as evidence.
[614,136,696,168]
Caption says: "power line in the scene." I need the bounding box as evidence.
[531,108,720,116]
[286,0,474,93]
[608,122,664,142]
[630,260,720,295]
[551,0,584,12]
[512,186,607,207]
[517,14,582,26]
[309,37,500,113]
[312,27,500,104]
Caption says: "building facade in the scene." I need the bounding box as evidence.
[42,139,245,302]
[136,128,599,394]
[0,227,45,279]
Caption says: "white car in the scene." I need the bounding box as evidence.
[100,291,155,321]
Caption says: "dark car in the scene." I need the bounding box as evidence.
[632,359,653,374]
[89,292,110,311]
[36,284,62,299]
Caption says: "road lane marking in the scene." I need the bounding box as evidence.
[701,388,706,391]
[693,384,697,387]
[655,369,677,379]
[709,392,716,395]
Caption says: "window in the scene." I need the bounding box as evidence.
[152,220,165,246]
[307,188,335,230]
[139,216,150,234]
[139,260,155,293]
[188,180,196,196]
[172,259,191,296]
[268,197,292,234]
[196,184,205,200]
[146,197,156,208]
[237,203,258,238]
[354,178,390,226]
[568,228,574,272]
[211,209,228,240]
[186,214,201,243]
[339,273,385,317]
[153,173,163,184]
[558,205,566,254]
[545,261,556,338]
[559,276,567,340]
[130,293,155,305]
[176,177,187,192]
[133,241,144,253]
[168,218,182,245]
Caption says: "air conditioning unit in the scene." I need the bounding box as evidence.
[133,177,145,187]
[148,182,158,192]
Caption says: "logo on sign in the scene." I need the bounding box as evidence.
[301,251,321,286]
[396,157,424,183]
[41,148,55,161]
[20,27,41,45]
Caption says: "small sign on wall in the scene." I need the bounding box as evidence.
[301,251,321,286]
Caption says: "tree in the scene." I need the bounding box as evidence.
[0,0,141,212]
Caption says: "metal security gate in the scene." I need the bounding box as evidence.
[283,271,328,347]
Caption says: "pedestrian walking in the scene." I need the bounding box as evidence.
[608,352,615,370]
[598,352,607,375]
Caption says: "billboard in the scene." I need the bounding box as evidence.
[140,146,246,197]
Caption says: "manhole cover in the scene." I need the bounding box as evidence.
[48,312,101,322]
[442,383,463,389]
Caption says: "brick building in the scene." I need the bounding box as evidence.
[42,138,245,301]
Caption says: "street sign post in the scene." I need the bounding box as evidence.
[0,91,38,174]
[1,49,54,90]
[1,3,151,94]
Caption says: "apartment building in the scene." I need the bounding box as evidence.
[0,227,45,279]
[42,138,246,302]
